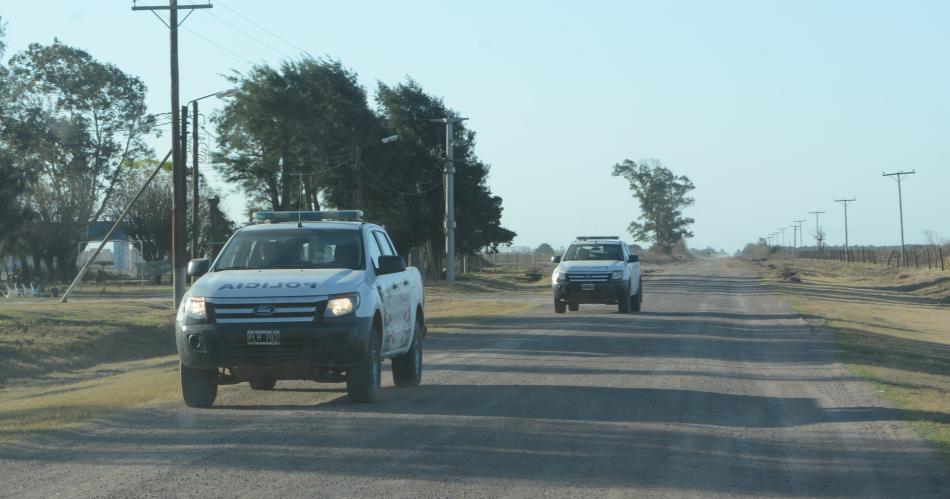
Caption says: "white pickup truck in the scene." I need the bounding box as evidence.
[551,236,642,314]
[176,210,425,407]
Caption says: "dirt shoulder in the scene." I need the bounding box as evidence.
[743,257,950,460]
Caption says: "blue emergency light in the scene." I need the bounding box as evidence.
[253,210,364,223]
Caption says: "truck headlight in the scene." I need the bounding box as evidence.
[185,296,207,320]
[555,270,568,282]
[610,270,623,280]
[325,293,360,317]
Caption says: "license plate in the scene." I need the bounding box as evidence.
[581,284,595,291]
[247,330,280,345]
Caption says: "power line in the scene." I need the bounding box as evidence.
[181,25,256,65]
[203,10,293,60]
[215,0,315,58]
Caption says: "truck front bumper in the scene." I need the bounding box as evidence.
[554,281,628,304]
[176,316,373,370]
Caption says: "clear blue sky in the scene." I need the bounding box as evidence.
[3,1,948,252]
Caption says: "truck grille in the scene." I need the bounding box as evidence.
[207,298,327,324]
[567,272,610,282]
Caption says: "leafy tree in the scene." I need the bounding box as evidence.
[534,243,555,256]
[374,80,515,269]
[611,158,695,254]
[4,40,154,280]
[213,61,515,278]
[213,58,379,211]
[0,17,35,262]
[107,159,235,264]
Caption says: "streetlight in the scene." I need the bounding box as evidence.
[354,135,400,208]
[183,88,238,261]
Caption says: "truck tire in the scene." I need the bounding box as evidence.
[392,318,423,387]
[568,303,579,312]
[631,279,643,312]
[554,297,566,314]
[618,289,632,313]
[181,362,217,408]
[249,375,277,390]
[347,324,382,403]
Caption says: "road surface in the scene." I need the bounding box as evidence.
[1,258,947,497]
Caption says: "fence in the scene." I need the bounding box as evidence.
[795,245,949,271]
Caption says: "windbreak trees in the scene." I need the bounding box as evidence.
[213,58,381,213]
[213,60,515,277]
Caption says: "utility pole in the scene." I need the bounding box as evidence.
[778,228,786,248]
[793,219,807,252]
[354,145,362,208]
[430,117,467,281]
[834,198,856,261]
[133,0,212,307]
[882,170,915,263]
[192,99,199,259]
[809,211,826,252]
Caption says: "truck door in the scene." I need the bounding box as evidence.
[372,231,411,351]
[367,231,399,350]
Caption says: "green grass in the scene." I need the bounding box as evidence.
[0,300,176,385]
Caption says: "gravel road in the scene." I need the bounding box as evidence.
[1,258,947,497]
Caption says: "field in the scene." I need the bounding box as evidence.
[747,257,950,458]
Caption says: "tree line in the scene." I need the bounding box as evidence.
[0,17,515,283]
[212,58,515,276]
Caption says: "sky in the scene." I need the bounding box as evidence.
[2,1,948,252]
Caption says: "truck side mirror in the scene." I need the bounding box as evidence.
[551,255,561,263]
[376,255,407,275]
[628,254,640,263]
[188,258,210,277]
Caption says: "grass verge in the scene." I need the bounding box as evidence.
[0,279,535,443]
[748,257,950,461]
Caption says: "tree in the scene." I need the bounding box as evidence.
[534,243,555,256]
[4,40,154,280]
[374,79,515,267]
[611,159,695,254]
[213,58,379,212]
[0,17,36,263]
[107,159,235,264]
[213,61,515,278]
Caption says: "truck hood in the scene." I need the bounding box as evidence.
[191,268,364,298]
[558,260,626,272]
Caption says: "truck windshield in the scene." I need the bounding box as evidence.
[563,243,622,261]
[213,229,364,271]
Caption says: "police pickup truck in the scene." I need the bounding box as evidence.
[551,236,642,314]
[177,210,425,407]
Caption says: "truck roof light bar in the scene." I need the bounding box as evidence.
[253,210,364,223]
[576,236,620,241]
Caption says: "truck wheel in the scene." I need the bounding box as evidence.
[180,362,217,408]
[392,319,423,387]
[249,375,277,390]
[618,290,632,313]
[554,298,566,314]
[568,303,579,312]
[631,280,643,312]
[347,325,382,403]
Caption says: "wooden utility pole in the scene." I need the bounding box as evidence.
[132,1,212,306]
[882,170,915,265]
